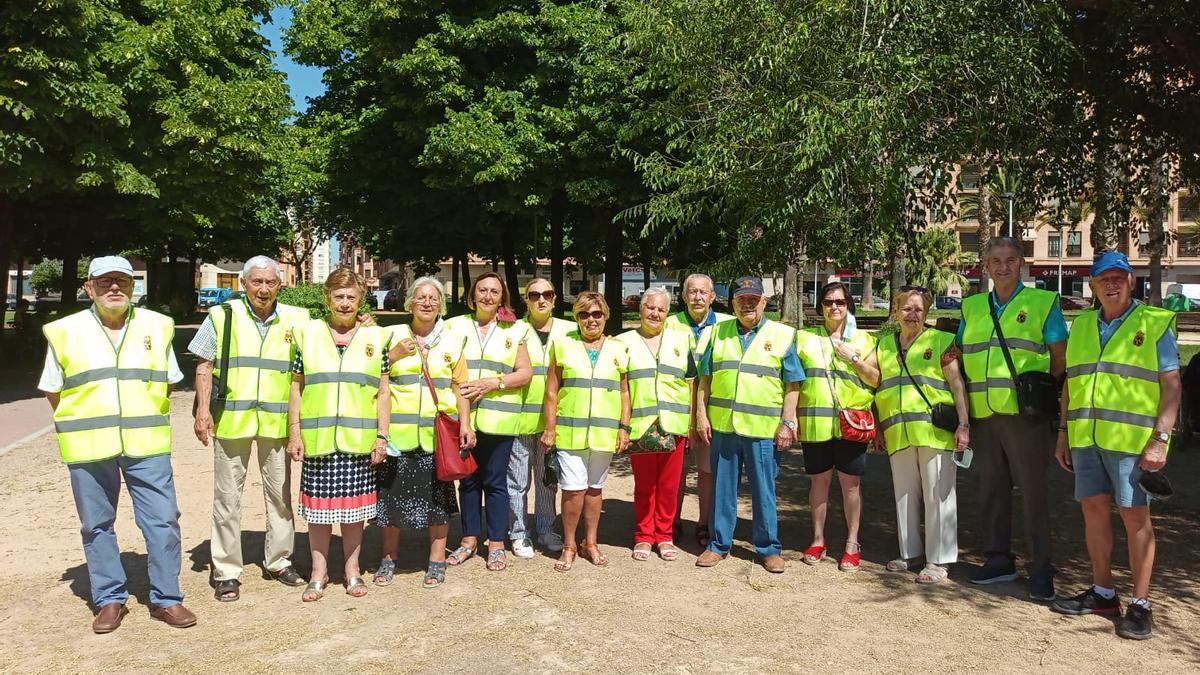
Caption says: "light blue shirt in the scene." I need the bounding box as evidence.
[698,316,805,383]
[1097,300,1179,372]
[680,308,720,341]
[955,284,1069,346]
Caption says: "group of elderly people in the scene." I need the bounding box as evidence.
[42,243,1177,641]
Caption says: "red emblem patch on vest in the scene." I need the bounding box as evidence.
[143,336,152,351]
[505,337,512,350]
[674,346,680,357]
[366,344,375,358]
[764,341,773,352]
[1133,330,1145,347]
[443,351,452,363]
[284,328,293,344]
[923,348,933,360]
[1016,311,1027,324]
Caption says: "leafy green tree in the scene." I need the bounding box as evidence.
[906,228,969,296]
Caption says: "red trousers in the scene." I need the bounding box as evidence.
[631,436,687,544]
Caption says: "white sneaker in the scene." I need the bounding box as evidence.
[511,538,535,559]
[537,532,564,553]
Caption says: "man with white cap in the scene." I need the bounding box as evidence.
[40,255,196,633]
[189,255,310,601]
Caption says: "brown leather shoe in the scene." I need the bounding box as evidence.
[695,550,727,567]
[150,603,197,628]
[762,554,786,573]
[92,603,129,634]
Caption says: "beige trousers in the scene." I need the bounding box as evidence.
[211,437,294,581]
[889,445,958,565]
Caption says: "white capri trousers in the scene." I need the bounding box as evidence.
[556,449,614,491]
[889,445,958,565]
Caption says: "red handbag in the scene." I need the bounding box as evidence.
[824,337,876,443]
[422,356,476,481]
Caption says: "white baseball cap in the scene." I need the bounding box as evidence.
[88,255,135,278]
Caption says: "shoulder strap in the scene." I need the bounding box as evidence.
[215,302,232,401]
[895,332,934,411]
[987,293,1021,382]
[420,349,441,406]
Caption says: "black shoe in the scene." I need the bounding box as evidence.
[968,556,1019,585]
[1050,588,1121,616]
[264,566,306,587]
[1029,570,1057,602]
[1116,604,1154,640]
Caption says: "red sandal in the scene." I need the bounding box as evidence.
[802,545,826,566]
[840,542,862,572]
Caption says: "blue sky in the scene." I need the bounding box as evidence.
[260,6,325,113]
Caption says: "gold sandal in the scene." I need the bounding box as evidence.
[580,543,609,567]
[554,546,577,572]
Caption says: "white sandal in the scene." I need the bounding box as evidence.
[915,563,949,584]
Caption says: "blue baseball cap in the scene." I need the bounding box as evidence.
[1090,251,1133,277]
[731,276,765,298]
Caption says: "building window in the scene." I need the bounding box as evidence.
[1049,234,1061,257]
[959,168,980,190]
[959,232,980,252]
[1181,196,1199,222]
[1022,240,1035,257]
[1066,231,1082,257]
[1179,233,1200,257]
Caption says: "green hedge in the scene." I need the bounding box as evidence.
[278,283,371,321]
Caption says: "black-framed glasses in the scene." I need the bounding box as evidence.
[526,290,556,302]
[821,299,847,307]
[576,310,605,321]
[91,275,134,289]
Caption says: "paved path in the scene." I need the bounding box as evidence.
[0,395,52,456]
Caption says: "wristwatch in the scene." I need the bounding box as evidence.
[618,423,632,433]
[1153,431,1170,443]
[780,419,797,431]
[497,377,506,391]
[850,354,860,364]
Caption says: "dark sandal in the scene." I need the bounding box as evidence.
[486,549,508,572]
[424,561,447,588]
[580,544,609,567]
[554,546,577,572]
[214,579,240,602]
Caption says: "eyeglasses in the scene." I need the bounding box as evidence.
[412,295,440,307]
[92,275,133,289]
[576,310,605,321]
[821,299,847,307]
[526,290,556,302]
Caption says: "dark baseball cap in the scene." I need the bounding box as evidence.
[731,276,765,298]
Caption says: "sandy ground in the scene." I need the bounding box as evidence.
[0,393,1198,673]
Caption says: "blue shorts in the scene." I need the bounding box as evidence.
[1071,447,1149,508]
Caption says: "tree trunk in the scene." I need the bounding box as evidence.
[0,196,11,335]
[604,211,623,334]
[450,253,460,308]
[61,246,79,310]
[976,183,992,292]
[890,245,907,294]
[1146,156,1168,306]
[550,196,565,315]
[782,254,802,327]
[459,248,471,306]
[501,223,522,314]
[641,235,652,291]
[862,257,874,310]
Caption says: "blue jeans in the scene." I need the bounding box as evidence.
[707,431,782,557]
[459,432,513,542]
[1072,447,1150,508]
[68,454,184,608]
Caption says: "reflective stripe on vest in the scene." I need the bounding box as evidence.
[43,307,174,464]
[553,333,627,452]
[212,300,309,440]
[296,320,385,456]
[796,327,877,443]
[446,315,528,436]
[875,329,956,454]
[1065,305,1173,455]
[960,288,1056,418]
[618,327,693,437]
[517,317,575,435]
[386,324,464,453]
[707,319,796,439]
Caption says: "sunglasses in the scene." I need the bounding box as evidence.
[821,299,847,307]
[526,290,556,302]
[576,310,605,321]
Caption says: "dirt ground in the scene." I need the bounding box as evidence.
[0,393,1198,673]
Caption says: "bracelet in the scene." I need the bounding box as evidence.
[376,433,389,442]
[618,423,631,433]
[957,422,970,429]
[1056,426,1067,433]
[780,419,797,430]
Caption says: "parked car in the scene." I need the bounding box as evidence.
[198,287,233,308]
[383,288,404,311]
[935,296,961,310]
[1059,295,1090,310]
[229,291,246,301]
[623,294,642,311]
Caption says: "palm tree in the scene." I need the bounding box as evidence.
[907,227,969,295]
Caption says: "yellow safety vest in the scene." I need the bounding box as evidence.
[960,287,1056,418]
[707,318,797,440]
[797,326,878,442]
[385,323,465,454]
[552,332,628,452]
[1065,304,1174,455]
[876,329,956,454]
[43,307,174,464]
[445,314,529,436]
[617,327,694,437]
[211,300,310,440]
[517,317,575,435]
[295,320,385,456]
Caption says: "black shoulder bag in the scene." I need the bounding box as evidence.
[895,333,959,431]
[987,295,1059,421]
[192,302,233,419]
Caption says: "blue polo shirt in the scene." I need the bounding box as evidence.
[1097,300,1179,372]
[955,284,1069,346]
[698,316,805,383]
[680,308,720,341]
